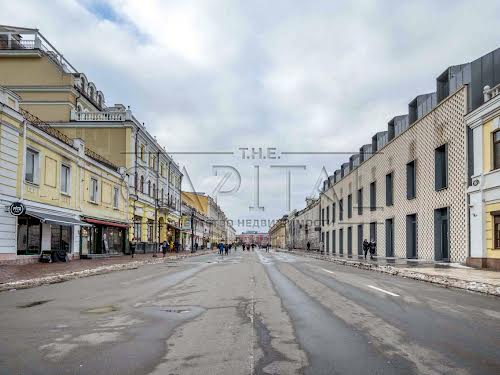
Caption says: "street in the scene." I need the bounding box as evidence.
[0,250,499,375]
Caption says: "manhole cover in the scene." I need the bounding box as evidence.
[17,299,52,308]
[83,306,118,314]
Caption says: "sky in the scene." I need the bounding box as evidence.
[2,0,500,233]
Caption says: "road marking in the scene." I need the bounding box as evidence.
[368,285,399,297]
[321,268,335,275]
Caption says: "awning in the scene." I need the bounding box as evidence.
[82,218,129,229]
[26,209,92,227]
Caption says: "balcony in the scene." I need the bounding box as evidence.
[70,109,131,122]
[484,84,500,103]
[0,25,78,73]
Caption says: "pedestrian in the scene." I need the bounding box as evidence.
[307,241,311,252]
[162,240,168,257]
[362,239,369,259]
[194,242,199,252]
[169,240,174,253]
[174,239,180,253]
[225,244,229,256]
[251,243,255,251]
[219,242,224,256]
[369,239,376,260]
[266,244,270,252]
[129,240,135,258]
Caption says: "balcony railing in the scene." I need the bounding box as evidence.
[84,147,119,172]
[71,109,130,122]
[20,108,75,149]
[484,84,500,102]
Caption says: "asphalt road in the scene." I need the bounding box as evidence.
[0,249,499,375]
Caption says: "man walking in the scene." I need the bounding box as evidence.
[369,239,376,260]
[363,239,369,259]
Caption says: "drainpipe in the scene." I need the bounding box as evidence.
[20,120,27,201]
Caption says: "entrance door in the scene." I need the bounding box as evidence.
[325,231,330,254]
[406,214,417,258]
[434,207,449,261]
[347,226,352,256]
[357,224,363,255]
[385,218,394,257]
[339,228,344,255]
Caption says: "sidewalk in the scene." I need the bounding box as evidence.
[276,249,500,296]
[0,250,215,292]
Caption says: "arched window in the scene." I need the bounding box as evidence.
[89,85,94,99]
[147,180,151,196]
[140,176,144,193]
[153,183,156,198]
[134,172,138,189]
[76,104,83,112]
[80,75,87,90]
[161,188,164,203]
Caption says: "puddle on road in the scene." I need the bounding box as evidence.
[17,299,53,308]
[161,309,191,314]
[83,306,119,314]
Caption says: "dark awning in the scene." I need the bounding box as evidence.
[26,209,92,227]
[82,218,128,229]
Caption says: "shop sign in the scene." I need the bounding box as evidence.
[9,202,26,216]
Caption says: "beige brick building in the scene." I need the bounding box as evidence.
[320,48,500,263]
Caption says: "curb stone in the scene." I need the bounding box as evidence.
[277,250,500,297]
[0,250,217,293]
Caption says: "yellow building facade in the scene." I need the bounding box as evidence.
[467,85,500,270]
[0,86,129,262]
[0,25,183,254]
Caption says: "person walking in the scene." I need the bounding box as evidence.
[162,240,168,257]
[362,239,369,259]
[369,239,376,260]
[225,244,229,256]
[174,239,180,253]
[307,241,311,252]
[169,239,174,253]
[219,242,224,256]
[194,242,199,252]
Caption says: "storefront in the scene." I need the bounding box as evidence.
[80,218,128,257]
[15,207,88,258]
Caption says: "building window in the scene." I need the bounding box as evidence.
[161,188,164,204]
[386,172,393,206]
[348,194,352,218]
[25,148,39,184]
[152,183,156,199]
[133,216,142,241]
[407,160,416,199]
[147,220,154,242]
[357,188,363,215]
[61,164,70,194]
[339,198,344,221]
[113,187,119,208]
[321,208,325,226]
[147,181,151,196]
[140,145,145,161]
[140,176,144,193]
[493,131,500,170]
[370,182,376,211]
[435,144,448,190]
[494,215,500,248]
[90,177,98,202]
[51,225,71,252]
[332,203,336,223]
[326,206,330,225]
[17,216,41,255]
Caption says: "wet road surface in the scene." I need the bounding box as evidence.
[0,249,498,374]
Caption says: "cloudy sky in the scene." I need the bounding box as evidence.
[2,0,500,232]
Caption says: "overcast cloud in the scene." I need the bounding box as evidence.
[2,0,500,232]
